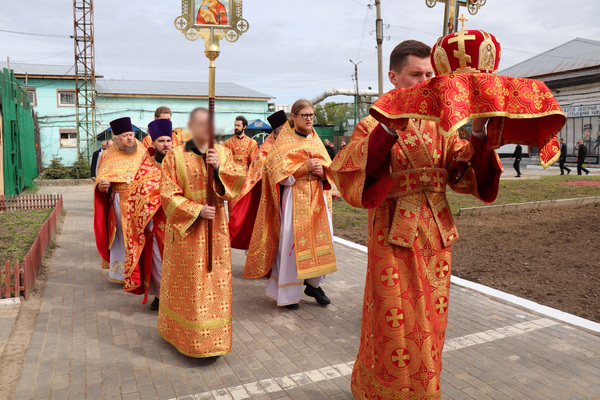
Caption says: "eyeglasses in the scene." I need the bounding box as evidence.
[296,113,315,121]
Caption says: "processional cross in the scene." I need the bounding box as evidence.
[424,0,486,35]
[174,0,249,271]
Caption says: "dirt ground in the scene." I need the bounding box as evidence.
[0,216,59,400]
[452,204,600,323]
[334,202,600,323]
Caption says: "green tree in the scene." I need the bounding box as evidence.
[70,153,91,179]
[44,157,69,179]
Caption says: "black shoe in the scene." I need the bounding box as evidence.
[150,297,160,311]
[304,283,331,306]
[560,173,564,175]
[586,171,590,175]
[567,170,571,175]
[515,175,521,178]
[285,303,299,310]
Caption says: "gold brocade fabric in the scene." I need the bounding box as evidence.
[231,132,277,208]
[158,143,244,358]
[95,140,146,186]
[223,134,258,173]
[94,141,146,253]
[244,123,337,280]
[330,117,498,399]
[123,151,165,294]
[141,128,188,149]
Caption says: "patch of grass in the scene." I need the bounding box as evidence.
[333,175,600,241]
[332,199,368,230]
[447,175,600,214]
[23,183,40,194]
[0,209,52,262]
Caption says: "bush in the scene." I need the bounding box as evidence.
[44,157,70,179]
[70,153,91,179]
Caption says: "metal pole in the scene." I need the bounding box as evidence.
[350,60,362,126]
[204,28,219,273]
[375,0,384,96]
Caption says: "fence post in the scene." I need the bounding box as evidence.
[0,263,4,299]
[24,258,30,300]
[4,261,11,297]
[14,260,20,298]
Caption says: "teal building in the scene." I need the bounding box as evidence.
[0,62,272,166]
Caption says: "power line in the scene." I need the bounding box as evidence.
[0,28,72,39]
[11,49,73,63]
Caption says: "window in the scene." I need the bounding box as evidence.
[59,129,77,148]
[26,88,37,107]
[57,90,76,107]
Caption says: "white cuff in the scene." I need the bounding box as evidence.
[382,124,398,138]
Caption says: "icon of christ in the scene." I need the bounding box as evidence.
[196,0,228,25]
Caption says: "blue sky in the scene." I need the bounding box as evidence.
[2,0,599,104]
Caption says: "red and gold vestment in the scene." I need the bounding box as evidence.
[244,123,336,280]
[123,149,166,302]
[158,143,243,358]
[93,140,145,282]
[229,132,277,249]
[331,115,502,399]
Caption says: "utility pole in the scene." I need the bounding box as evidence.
[349,60,362,127]
[375,0,384,96]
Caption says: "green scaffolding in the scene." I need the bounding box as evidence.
[1,68,38,195]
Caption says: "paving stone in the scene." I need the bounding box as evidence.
[7,185,600,400]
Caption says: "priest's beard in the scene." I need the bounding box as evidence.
[121,141,138,154]
[296,126,312,136]
[234,128,244,136]
[155,151,166,164]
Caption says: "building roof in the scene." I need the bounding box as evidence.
[500,38,600,78]
[0,61,271,99]
[96,79,271,100]
[0,61,77,78]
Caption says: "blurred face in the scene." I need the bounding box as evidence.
[234,120,245,135]
[560,139,564,144]
[101,142,108,150]
[155,113,171,120]
[153,136,173,155]
[292,107,315,135]
[113,131,137,154]
[578,140,584,145]
[106,140,114,149]
[389,55,434,89]
[188,110,209,145]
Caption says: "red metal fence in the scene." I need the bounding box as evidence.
[0,194,63,299]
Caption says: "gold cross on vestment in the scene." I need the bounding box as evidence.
[124,170,134,184]
[447,30,477,72]
[457,13,468,30]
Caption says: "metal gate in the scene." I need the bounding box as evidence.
[0,68,38,195]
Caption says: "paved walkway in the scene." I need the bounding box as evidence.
[10,185,600,400]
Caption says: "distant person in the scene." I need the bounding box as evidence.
[142,106,189,149]
[324,139,337,159]
[223,115,258,174]
[340,139,347,149]
[558,138,571,175]
[90,140,113,181]
[577,139,590,175]
[511,144,522,177]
